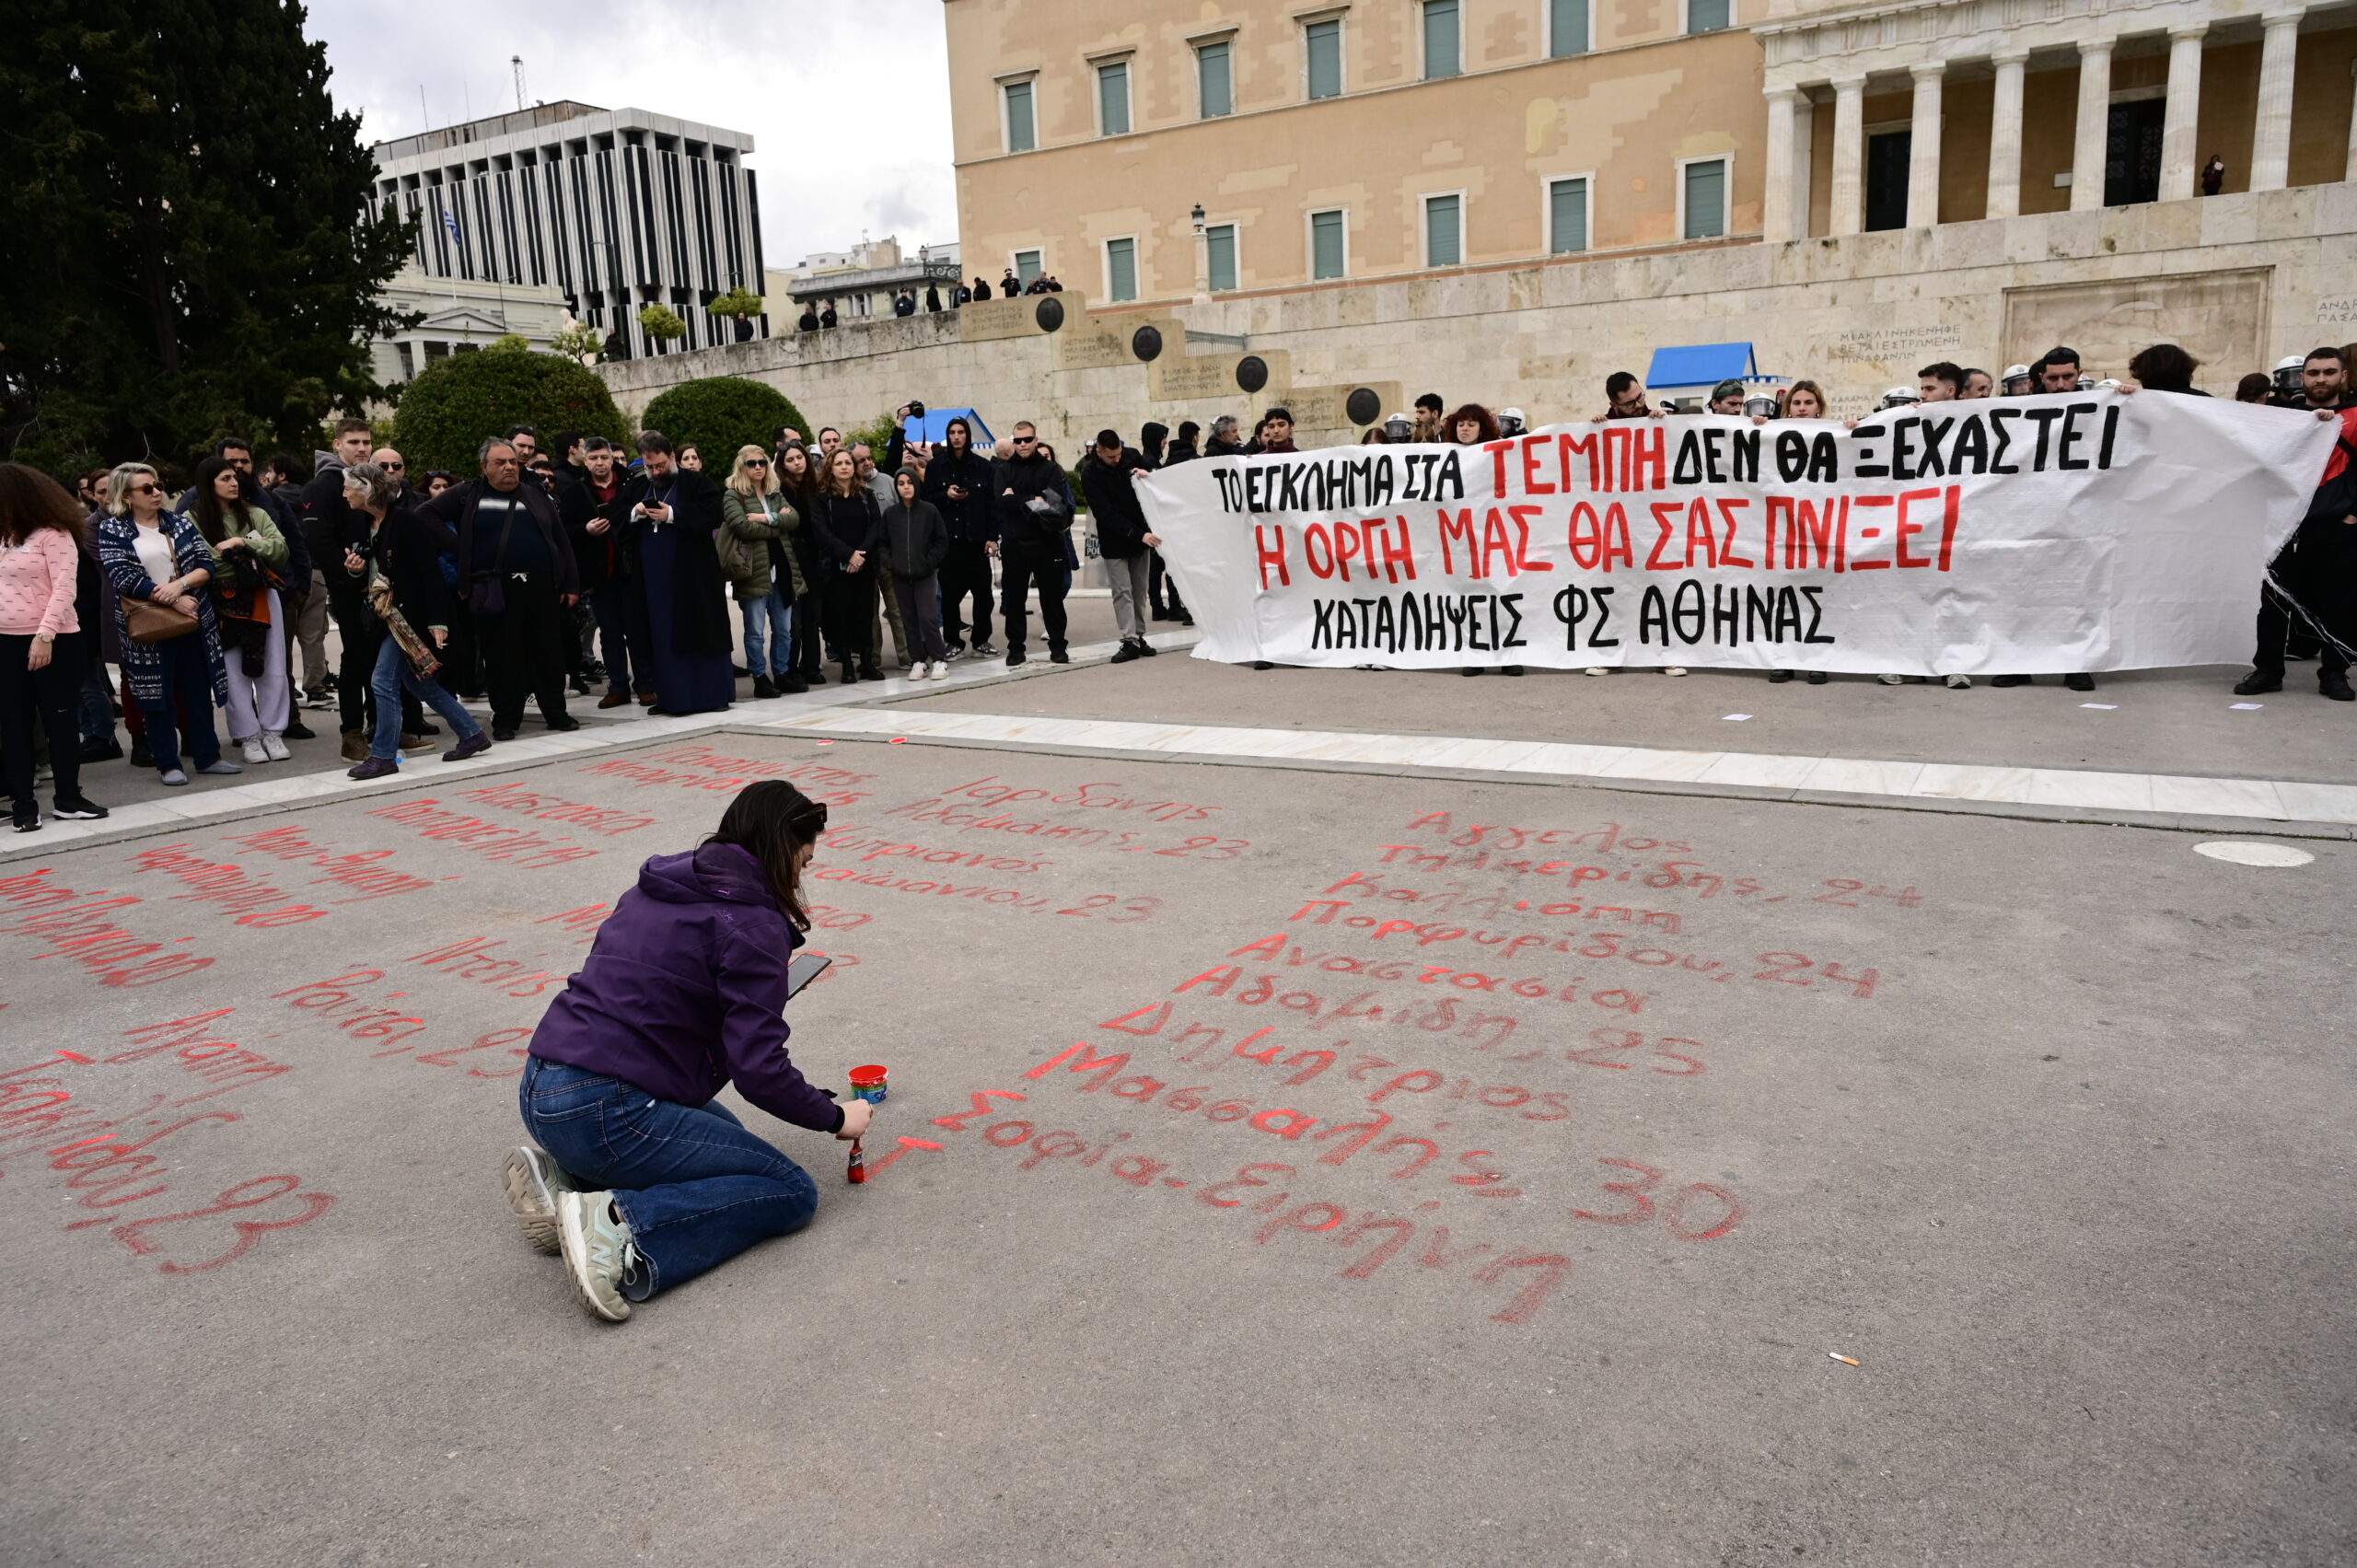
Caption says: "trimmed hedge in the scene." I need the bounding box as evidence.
[391,350,626,475]
[640,377,812,469]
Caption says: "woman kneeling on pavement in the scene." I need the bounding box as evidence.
[504,781,867,1321]
[342,462,489,779]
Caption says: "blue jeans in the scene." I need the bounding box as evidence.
[78,650,116,745]
[370,632,482,761]
[140,634,221,773]
[739,589,793,679]
[517,1058,819,1300]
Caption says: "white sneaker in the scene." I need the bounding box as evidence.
[555,1189,639,1322]
[1944,673,1973,689]
[1585,666,1610,677]
[928,660,947,679]
[1876,672,1905,686]
[261,732,290,761]
[239,738,268,764]
[1663,667,1688,678]
[503,1144,576,1256]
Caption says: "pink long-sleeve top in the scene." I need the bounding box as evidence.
[0,528,82,637]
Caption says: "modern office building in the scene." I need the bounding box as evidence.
[371,101,769,361]
[944,0,2356,301]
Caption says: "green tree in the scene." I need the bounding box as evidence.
[0,0,415,474]
[707,286,764,319]
[392,350,626,476]
[638,304,687,343]
[640,377,811,468]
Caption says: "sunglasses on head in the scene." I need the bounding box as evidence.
[792,802,830,835]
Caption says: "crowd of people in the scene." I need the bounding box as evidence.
[795,266,1069,331]
[2,337,2347,833]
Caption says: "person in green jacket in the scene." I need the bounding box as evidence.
[187,455,295,761]
[720,444,808,696]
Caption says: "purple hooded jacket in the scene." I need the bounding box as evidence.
[529,844,842,1132]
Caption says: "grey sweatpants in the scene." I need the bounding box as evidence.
[1106,552,1154,641]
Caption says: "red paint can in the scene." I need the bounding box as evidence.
[849,1064,888,1104]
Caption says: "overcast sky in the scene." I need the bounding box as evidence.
[308,0,961,269]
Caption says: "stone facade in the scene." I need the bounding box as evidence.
[597,182,2353,441]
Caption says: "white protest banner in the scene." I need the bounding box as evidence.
[1139,392,2342,674]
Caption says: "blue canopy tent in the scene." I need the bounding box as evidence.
[1643,342,1787,407]
[900,407,996,446]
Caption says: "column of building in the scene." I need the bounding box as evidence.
[1759,4,2337,243]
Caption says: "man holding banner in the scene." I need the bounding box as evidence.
[2236,348,2357,702]
[1141,389,2342,684]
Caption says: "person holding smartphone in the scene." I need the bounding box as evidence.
[505,781,867,1322]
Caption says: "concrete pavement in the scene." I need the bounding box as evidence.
[3,645,2351,1567]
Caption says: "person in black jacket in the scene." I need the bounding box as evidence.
[1080,430,1161,664]
[614,432,737,715]
[414,437,582,741]
[917,416,998,657]
[566,437,651,708]
[304,417,422,759]
[809,449,884,681]
[340,463,490,779]
[1150,422,1195,624]
[869,469,951,678]
[993,422,1074,667]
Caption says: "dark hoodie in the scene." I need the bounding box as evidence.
[527,844,842,1132]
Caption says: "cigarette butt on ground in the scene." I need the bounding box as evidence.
[1829,1353,1861,1366]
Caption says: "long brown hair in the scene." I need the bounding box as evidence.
[0,464,87,547]
[776,444,818,505]
[706,780,830,930]
[819,447,863,499]
[1782,381,1828,419]
[187,455,258,543]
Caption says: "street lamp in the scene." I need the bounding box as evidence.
[1190,202,1209,302]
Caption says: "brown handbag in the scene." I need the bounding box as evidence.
[122,591,200,645]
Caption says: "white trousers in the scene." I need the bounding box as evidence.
[223,587,291,740]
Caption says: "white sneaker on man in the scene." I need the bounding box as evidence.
[1585,667,1610,677]
[261,732,291,761]
[239,738,269,764]
[1664,668,1688,678]
[928,660,947,679]
[1944,673,1973,689]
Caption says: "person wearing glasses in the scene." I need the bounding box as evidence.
[94,463,239,786]
[719,445,807,697]
[505,781,866,1323]
[993,422,1075,667]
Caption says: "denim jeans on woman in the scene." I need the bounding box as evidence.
[369,633,482,761]
[140,633,222,774]
[738,588,793,680]
[517,1057,819,1300]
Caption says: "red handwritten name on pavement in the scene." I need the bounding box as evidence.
[0,869,219,986]
[0,1018,336,1272]
[364,799,600,868]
